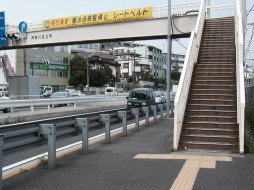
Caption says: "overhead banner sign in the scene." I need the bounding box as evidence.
[30,62,68,71]
[43,7,152,30]
[0,12,6,47]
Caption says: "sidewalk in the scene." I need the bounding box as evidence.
[3,118,254,190]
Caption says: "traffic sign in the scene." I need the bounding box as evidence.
[0,12,6,46]
[18,21,28,33]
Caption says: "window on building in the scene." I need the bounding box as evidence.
[89,44,93,49]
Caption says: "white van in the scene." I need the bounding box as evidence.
[105,87,118,96]
[41,86,53,97]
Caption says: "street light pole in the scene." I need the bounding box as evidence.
[166,0,172,118]
[86,54,90,96]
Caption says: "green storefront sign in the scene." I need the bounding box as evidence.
[30,62,68,71]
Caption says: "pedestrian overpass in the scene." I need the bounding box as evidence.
[1,2,202,49]
[0,0,246,153]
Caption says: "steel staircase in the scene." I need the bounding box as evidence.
[178,17,239,152]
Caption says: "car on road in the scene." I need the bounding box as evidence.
[0,92,11,113]
[154,91,166,103]
[105,87,118,96]
[50,92,72,98]
[50,92,72,106]
[71,90,86,97]
[65,86,75,93]
[127,88,155,108]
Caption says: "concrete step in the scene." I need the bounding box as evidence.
[183,121,238,129]
[189,94,236,100]
[191,80,236,85]
[187,104,237,111]
[184,115,237,122]
[178,141,239,152]
[190,84,236,90]
[185,109,237,117]
[180,134,239,143]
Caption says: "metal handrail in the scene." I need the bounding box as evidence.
[235,0,245,153]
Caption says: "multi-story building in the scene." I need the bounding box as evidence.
[0,47,73,92]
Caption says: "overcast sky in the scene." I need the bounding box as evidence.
[0,0,253,58]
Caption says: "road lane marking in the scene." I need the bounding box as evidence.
[134,154,232,190]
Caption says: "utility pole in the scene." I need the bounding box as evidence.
[166,0,172,118]
[86,54,90,96]
[23,48,27,76]
[133,50,136,89]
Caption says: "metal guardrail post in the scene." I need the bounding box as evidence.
[0,134,3,189]
[131,108,139,131]
[150,105,157,123]
[158,104,164,119]
[100,114,111,144]
[75,118,89,154]
[39,124,56,170]
[142,107,149,126]
[117,111,127,136]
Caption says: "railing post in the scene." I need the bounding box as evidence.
[158,104,163,119]
[0,134,3,189]
[150,105,157,123]
[100,114,111,144]
[75,118,89,154]
[131,108,139,131]
[117,111,127,136]
[142,107,149,126]
[39,124,56,170]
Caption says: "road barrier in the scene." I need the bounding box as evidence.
[0,103,170,188]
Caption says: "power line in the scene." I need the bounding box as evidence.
[173,39,187,50]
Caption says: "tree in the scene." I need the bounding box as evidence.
[69,55,114,87]
[171,64,181,84]
[69,55,87,87]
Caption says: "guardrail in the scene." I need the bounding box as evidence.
[0,95,127,114]
[0,103,169,188]
[173,0,205,149]
[6,2,201,33]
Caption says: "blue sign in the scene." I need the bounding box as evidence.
[18,21,28,33]
[0,12,6,47]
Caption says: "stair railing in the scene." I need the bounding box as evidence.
[173,0,206,149]
[235,0,245,153]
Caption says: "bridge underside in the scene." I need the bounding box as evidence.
[2,15,197,50]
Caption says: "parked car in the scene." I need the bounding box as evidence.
[127,88,155,108]
[50,92,72,106]
[0,92,11,113]
[50,92,72,98]
[105,87,118,96]
[41,86,53,97]
[154,91,166,103]
[71,90,86,97]
[65,86,75,93]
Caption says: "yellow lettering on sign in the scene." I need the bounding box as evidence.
[43,7,152,30]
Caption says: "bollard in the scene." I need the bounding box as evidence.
[117,111,127,136]
[100,114,111,144]
[0,134,3,189]
[39,124,56,170]
[142,107,149,126]
[75,118,89,154]
[131,108,139,131]
[158,104,164,120]
[150,105,157,123]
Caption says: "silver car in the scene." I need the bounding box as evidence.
[154,91,166,103]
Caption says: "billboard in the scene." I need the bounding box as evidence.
[30,62,68,71]
[43,7,152,30]
[0,12,6,46]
